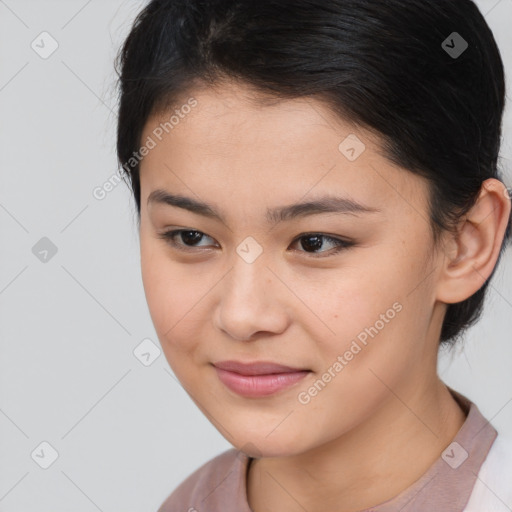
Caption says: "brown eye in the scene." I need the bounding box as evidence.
[158,229,217,251]
[290,233,354,257]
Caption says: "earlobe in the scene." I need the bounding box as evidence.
[436,178,511,304]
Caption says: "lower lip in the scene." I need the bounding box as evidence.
[214,367,311,397]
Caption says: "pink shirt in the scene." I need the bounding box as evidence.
[158,388,500,511]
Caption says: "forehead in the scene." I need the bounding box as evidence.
[142,80,379,155]
[138,81,430,221]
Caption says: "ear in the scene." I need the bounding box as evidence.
[436,178,511,304]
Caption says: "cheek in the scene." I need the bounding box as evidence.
[140,245,205,351]
[306,263,402,338]
[308,243,431,364]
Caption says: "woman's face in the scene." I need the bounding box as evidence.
[138,81,448,457]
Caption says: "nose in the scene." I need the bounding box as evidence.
[213,257,290,341]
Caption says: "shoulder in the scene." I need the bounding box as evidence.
[464,433,512,511]
[157,448,245,512]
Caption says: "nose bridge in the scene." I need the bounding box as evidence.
[214,242,288,339]
[226,244,270,301]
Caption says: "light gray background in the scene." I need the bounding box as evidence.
[0,1,511,510]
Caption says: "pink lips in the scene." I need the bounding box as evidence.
[213,360,311,397]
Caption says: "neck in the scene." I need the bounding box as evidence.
[247,379,467,512]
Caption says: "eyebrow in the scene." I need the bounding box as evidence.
[147,189,381,225]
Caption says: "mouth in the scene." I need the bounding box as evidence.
[212,360,311,397]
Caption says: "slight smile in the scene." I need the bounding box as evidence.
[212,360,312,398]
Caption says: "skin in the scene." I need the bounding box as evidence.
[137,80,511,512]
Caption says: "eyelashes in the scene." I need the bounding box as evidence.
[157,229,355,258]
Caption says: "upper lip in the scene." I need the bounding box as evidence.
[213,360,308,376]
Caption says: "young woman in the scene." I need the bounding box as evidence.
[115,1,512,510]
